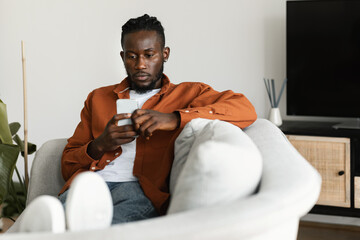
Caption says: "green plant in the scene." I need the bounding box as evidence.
[0,99,36,218]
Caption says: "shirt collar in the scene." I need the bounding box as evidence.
[113,74,171,98]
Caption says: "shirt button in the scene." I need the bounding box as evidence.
[106,160,111,163]
[91,167,96,170]
[209,111,213,114]
[185,110,190,113]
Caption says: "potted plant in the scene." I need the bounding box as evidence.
[0,99,36,221]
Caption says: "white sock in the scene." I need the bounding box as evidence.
[19,195,65,233]
[65,171,113,231]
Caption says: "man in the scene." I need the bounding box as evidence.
[59,14,257,225]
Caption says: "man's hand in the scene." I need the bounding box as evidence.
[87,113,138,160]
[131,110,180,139]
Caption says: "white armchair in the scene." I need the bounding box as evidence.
[4,118,321,240]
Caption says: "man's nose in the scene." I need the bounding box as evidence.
[135,56,146,69]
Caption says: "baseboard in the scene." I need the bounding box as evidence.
[301,213,360,228]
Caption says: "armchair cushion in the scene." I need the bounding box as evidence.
[167,119,262,214]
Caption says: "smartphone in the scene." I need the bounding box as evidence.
[116,99,139,126]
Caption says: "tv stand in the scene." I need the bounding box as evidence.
[280,120,360,217]
[333,118,360,130]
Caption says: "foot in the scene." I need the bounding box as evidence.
[19,195,65,233]
[65,172,113,231]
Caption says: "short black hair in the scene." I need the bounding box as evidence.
[121,14,165,49]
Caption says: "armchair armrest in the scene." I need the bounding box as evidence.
[26,139,67,205]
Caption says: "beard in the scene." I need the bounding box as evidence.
[128,64,164,94]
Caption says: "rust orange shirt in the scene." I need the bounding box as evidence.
[60,75,257,215]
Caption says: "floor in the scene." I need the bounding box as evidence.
[297,214,360,240]
[0,204,16,233]
[2,213,360,238]
[297,221,360,240]
[0,217,15,233]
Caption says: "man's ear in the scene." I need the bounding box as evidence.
[163,47,170,62]
[120,51,125,62]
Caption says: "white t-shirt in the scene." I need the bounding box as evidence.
[96,88,161,182]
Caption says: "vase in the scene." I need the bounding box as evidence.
[269,108,282,126]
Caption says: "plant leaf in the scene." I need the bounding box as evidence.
[13,134,37,156]
[9,122,21,136]
[0,100,13,145]
[20,141,37,156]
[1,181,26,218]
[14,167,27,200]
[11,181,26,196]
[12,134,24,151]
[0,143,20,204]
[1,198,19,218]
[1,191,26,218]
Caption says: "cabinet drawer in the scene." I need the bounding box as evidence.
[287,135,350,208]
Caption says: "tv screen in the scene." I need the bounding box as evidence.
[287,0,360,118]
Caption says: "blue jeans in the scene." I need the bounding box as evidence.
[58,181,158,224]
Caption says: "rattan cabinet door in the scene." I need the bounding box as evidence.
[287,135,351,208]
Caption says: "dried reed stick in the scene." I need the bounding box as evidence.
[21,40,29,189]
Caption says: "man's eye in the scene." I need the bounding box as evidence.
[146,54,154,58]
[127,55,136,59]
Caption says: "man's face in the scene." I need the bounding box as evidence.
[120,30,170,93]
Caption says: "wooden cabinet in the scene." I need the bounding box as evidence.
[287,135,351,208]
[354,177,360,208]
[280,120,360,217]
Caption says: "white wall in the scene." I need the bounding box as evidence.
[0,0,287,175]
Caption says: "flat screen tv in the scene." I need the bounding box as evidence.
[287,0,360,127]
